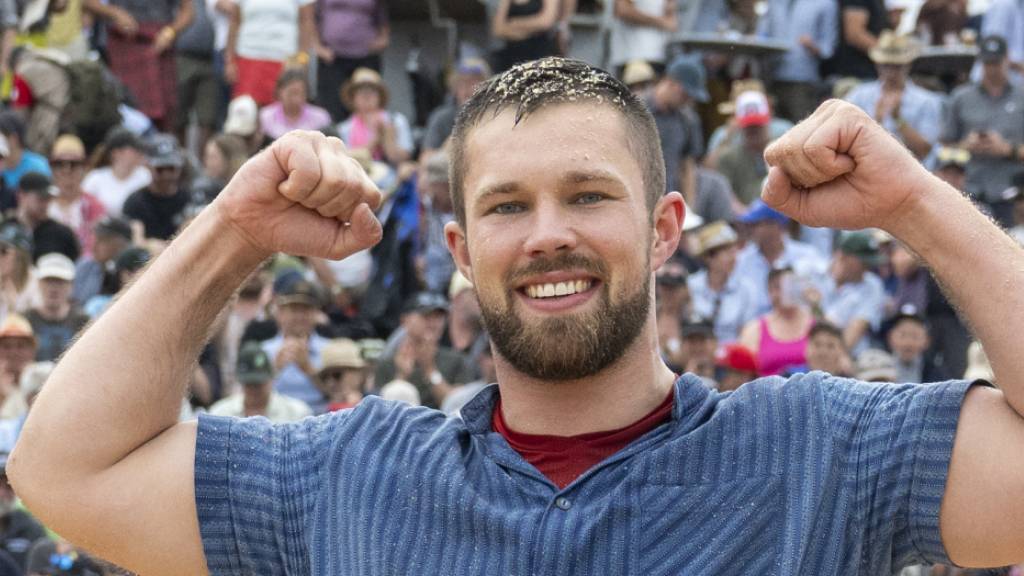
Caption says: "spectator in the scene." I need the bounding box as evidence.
[224,0,316,107]
[844,32,944,161]
[0,461,46,575]
[621,59,658,96]
[655,261,691,370]
[734,200,826,313]
[175,0,219,154]
[193,133,249,204]
[83,245,150,319]
[312,0,390,122]
[259,68,332,141]
[687,221,760,343]
[678,316,718,384]
[419,152,456,295]
[715,342,759,391]
[47,135,106,257]
[445,271,486,360]
[122,134,191,241]
[318,338,366,412]
[932,145,970,194]
[941,35,1024,226]
[705,80,794,163]
[223,95,264,155]
[261,279,329,413]
[609,0,677,78]
[917,0,968,46]
[886,305,947,383]
[831,0,890,79]
[420,58,492,162]
[378,378,420,406]
[216,268,271,392]
[0,112,49,203]
[812,230,887,356]
[72,217,132,306]
[46,0,90,59]
[83,0,195,131]
[8,45,70,156]
[0,223,33,316]
[711,91,775,205]
[440,346,495,417]
[337,68,413,166]
[490,0,561,73]
[887,240,929,315]
[208,342,312,421]
[646,55,707,206]
[739,266,814,376]
[855,348,898,381]
[15,172,80,264]
[375,292,475,409]
[81,128,152,218]
[0,315,34,419]
[24,253,88,362]
[802,322,851,375]
[979,0,1024,83]
[757,0,836,122]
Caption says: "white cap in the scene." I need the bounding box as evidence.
[380,379,421,406]
[36,252,75,281]
[0,133,9,158]
[224,95,259,137]
[20,361,54,398]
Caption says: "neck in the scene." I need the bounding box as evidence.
[707,267,729,290]
[40,301,69,320]
[243,389,270,413]
[760,238,784,263]
[774,305,802,320]
[283,104,303,120]
[57,187,81,204]
[494,319,676,436]
[982,76,1007,97]
[111,163,134,180]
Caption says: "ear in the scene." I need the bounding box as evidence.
[445,220,474,284]
[651,191,685,270]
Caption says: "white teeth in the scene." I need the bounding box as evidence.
[525,280,593,299]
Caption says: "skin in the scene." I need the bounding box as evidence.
[148,165,182,198]
[16,193,51,228]
[51,155,86,204]
[279,79,308,120]
[203,140,227,181]
[8,100,1024,573]
[805,331,847,374]
[887,319,929,364]
[38,278,72,320]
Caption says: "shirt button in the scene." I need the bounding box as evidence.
[555,497,572,511]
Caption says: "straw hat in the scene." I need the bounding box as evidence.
[341,68,389,109]
[622,60,656,87]
[869,31,920,65]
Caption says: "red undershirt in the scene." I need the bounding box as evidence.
[492,389,675,489]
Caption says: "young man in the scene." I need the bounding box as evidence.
[9,59,1024,575]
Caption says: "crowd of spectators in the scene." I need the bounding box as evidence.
[0,0,1013,574]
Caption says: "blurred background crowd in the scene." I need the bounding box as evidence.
[0,0,1013,574]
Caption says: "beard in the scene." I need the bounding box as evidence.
[478,253,651,381]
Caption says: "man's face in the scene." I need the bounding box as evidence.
[750,220,783,249]
[51,156,86,194]
[280,79,308,114]
[274,302,318,338]
[982,59,1008,86]
[877,63,909,87]
[887,319,929,363]
[149,165,181,196]
[18,192,50,221]
[806,332,845,374]
[742,124,769,152]
[448,103,673,380]
[402,309,447,343]
[39,277,71,309]
[0,337,36,375]
[681,333,716,365]
[705,243,738,276]
[832,251,866,284]
[94,235,127,264]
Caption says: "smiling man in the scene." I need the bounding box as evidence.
[6,58,1024,576]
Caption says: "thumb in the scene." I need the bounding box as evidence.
[326,203,382,260]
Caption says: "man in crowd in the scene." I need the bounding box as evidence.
[980,0,1024,83]
[208,342,312,422]
[420,58,491,162]
[47,135,106,256]
[803,322,850,375]
[0,113,48,211]
[942,35,1024,226]
[25,253,89,362]
[646,54,707,207]
[10,60,1024,575]
[318,338,367,412]
[758,0,837,122]
[72,216,133,306]
[15,172,79,263]
[886,305,947,383]
[832,0,889,78]
[844,31,944,161]
[811,230,887,356]
[687,221,760,343]
[261,279,328,414]
[122,134,192,241]
[419,152,457,295]
[713,90,775,205]
[0,316,34,420]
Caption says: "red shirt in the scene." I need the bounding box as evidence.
[492,389,675,489]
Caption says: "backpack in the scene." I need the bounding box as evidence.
[63,59,123,148]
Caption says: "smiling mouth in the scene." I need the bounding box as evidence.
[521,279,595,299]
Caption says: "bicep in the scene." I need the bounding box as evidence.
[842,8,869,40]
[941,386,1024,567]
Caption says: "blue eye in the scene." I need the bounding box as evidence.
[575,193,604,204]
[492,203,525,215]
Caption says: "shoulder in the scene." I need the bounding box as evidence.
[949,83,979,102]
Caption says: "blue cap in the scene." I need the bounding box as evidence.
[665,55,709,103]
[739,200,788,225]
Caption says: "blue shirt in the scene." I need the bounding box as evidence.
[687,269,761,342]
[822,272,886,355]
[758,0,838,82]
[734,238,828,313]
[2,150,50,189]
[845,81,946,151]
[195,373,973,575]
[261,333,327,414]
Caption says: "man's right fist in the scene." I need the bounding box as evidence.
[214,131,383,261]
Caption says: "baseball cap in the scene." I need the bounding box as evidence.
[0,133,9,158]
[146,133,184,168]
[0,313,34,342]
[275,279,322,308]
[739,199,789,225]
[320,338,366,371]
[402,291,449,315]
[224,95,259,137]
[734,91,771,128]
[838,230,884,267]
[694,221,739,256]
[18,171,57,197]
[680,315,715,338]
[236,341,274,385]
[94,215,133,241]
[114,245,151,274]
[455,57,491,79]
[104,127,143,151]
[36,252,76,281]
[380,379,421,406]
[0,222,33,254]
[50,134,86,161]
[665,55,709,103]
[855,349,898,382]
[978,35,1008,63]
[715,343,758,373]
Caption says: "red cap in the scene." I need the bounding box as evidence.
[734,91,771,128]
[715,343,758,373]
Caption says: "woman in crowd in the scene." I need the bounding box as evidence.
[259,69,332,141]
[313,0,390,122]
[337,68,413,166]
[490,0,562,72]
[81,129,152,218]
[193,133,250,204]
[739,267,814,376]
[225,0,318,107]
[0,224,34,318]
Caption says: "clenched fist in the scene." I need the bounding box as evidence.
[762,100,938,232]
[214,131,383,260]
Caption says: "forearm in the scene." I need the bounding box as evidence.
[298,4,317,54]
[13,205,267,481]
[890,178,1024,415]
[897,122,933,160]
[497,0,560,36]
[225,7,239,59]
[169,0,194,35]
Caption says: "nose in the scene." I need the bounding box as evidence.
[520,198,577,257]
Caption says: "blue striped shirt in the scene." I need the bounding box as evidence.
[195,372,972,575]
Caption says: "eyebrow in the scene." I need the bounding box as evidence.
[476,170,623,203]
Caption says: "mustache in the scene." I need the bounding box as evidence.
[505,253,608,286]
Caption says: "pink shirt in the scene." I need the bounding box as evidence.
[259,102,332,140]
[756,316,811,376]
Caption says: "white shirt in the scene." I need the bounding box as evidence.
[232,0,314,61]
[609,0,671,66]
[208,391,313,423]
[82,166,152,217]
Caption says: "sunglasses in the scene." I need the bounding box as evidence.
[51,159,84,170]
[321,369,348,381]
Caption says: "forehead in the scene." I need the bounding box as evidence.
[462,103,644,209]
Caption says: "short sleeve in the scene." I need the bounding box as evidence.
[194,410,353,575]
[819,377,974,568]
